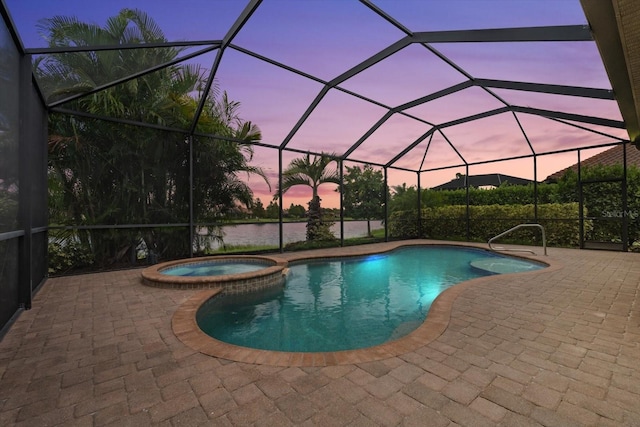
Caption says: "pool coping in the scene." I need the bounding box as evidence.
[171,241,562,366]
[141,254,288,292]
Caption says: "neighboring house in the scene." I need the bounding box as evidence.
[431,173,535,190]
[545,144,640,182]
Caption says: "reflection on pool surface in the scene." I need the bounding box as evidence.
[196,246,544,352]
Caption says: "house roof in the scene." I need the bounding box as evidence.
[545,143,640,181]
[431,173,535,190]
[581,0,640,145]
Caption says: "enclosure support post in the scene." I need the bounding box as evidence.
[533,154,538,221]
[188,135,194,257]
[339,160,344,247]
[578,150,584,248]
[622,143,628,251]
[417,172,422,238]
[465,164,470,241]
[18,54,33,309]
[384,167,389,242]
[278,149,284,253]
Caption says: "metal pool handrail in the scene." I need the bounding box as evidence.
[488,223,547,256]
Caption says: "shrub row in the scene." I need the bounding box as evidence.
[427,183,557,206]
[389,202,581,247]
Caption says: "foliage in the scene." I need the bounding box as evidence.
[0,129,18,233]
[0,108,18,233]
[282,225,385,252]
[428,182,556,206]
[309,221,337,241]
[389,184,421,214]
[48,239,95,275]
[553,164,640,246]
[287,203,306,218]
[277,152,340,199]
[205,243,278,254]
[389,203,582,247]
[284,238,340,251]
[387,164,640,248]
[42,9,268,267]
[0,193,18,233]
[276,152,339,241]
[265,201,279,219]
[252,198,266,218]
[340,164,385,236]
[388,182,557,213]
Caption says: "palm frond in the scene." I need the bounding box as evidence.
[121,8,166,43]
[275,152,339,198]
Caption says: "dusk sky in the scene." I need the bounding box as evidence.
[5,0,630,208]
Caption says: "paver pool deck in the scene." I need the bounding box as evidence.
[0,240,639,426]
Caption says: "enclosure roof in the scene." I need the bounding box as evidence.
[3,0,639,187]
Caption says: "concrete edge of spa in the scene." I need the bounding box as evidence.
[141,254,288,290]
[170,241,562,367]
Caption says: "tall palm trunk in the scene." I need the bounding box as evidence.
[306,195,322,241]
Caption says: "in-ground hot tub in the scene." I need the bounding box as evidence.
[141,255,288,293]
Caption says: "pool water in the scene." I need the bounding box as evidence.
[196,246,544,352]
[162,261,266,276]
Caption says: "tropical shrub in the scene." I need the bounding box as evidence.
[48,239,95,275]
[431,183,557,206]
[42,9,268,269]
[389,203,582,247]
[554,165,640,246]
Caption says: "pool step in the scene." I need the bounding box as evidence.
[470,257,542,275]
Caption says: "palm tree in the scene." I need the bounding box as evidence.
[276,152,340,241]
[41,9,269,266]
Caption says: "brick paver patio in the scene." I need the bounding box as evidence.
[1,241,639,426]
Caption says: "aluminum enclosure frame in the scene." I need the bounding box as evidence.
[1,0,638,334]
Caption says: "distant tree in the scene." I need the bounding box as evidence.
[252,198,265,218]
[389,184,419,214]
[275,152,339,241]
[265,200,280,219]
[422,189,446,208]
[340,164,385,236]
[288,203,306,219]
[388,184,447,216]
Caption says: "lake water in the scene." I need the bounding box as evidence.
[203,220,383,248]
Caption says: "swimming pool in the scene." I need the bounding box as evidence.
[196,246,544,352]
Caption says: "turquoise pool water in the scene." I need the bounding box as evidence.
[162,261,266,276]
[196,246,544,352]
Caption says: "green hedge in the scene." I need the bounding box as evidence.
[430,183,557,206]
[389,202,581,247]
